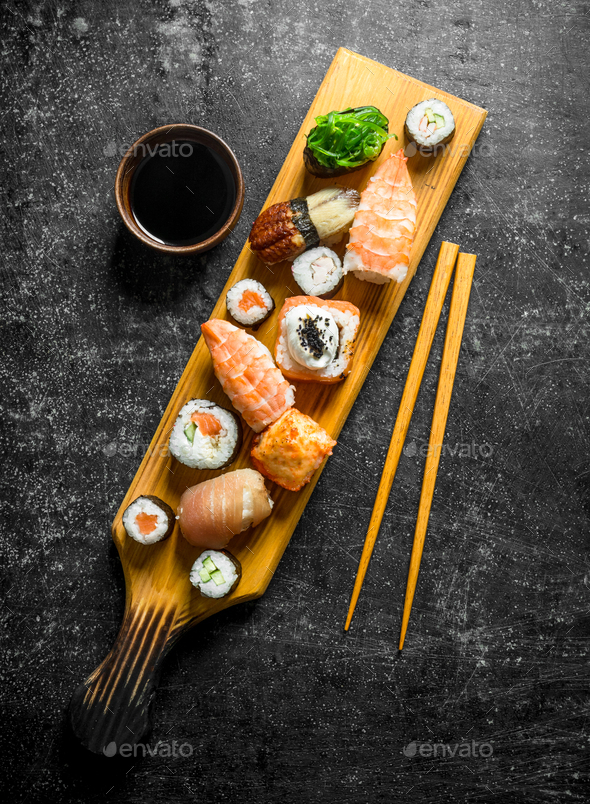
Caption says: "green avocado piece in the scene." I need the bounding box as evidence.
[433,113,445,129]
[203,556,217,573]
[184,422,197,443]
[210,569,226,586]
[424,107,436,124]
[198,568,211,583]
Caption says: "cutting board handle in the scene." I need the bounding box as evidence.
[68,602,182,755]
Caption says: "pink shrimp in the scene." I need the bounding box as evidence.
[343,149,417,284]
[201,319,295,433]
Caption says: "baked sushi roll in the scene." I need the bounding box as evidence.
[251,408,336,492]
[169,399,241,470]
[122,495,175,545]
[189,550,242,599]
[226,278,274,329]
[292,247,343,299]
[404,99,455,152]
[248,186,359,265]
[274,296,360,384]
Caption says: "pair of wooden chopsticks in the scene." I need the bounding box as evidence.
[344,241,476,649]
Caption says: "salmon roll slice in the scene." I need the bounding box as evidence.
[122,495,175,545]
[178,468,273,549]
[226,278,274,329]
[201,318,295,433]
[343,149,417,284]
[274,296,360,384]
[169,399,241,470]
[189,550,242,599]
[250,408,337,492]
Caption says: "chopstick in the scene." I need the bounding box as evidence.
[344,241,459,631]
[398,251,476,650]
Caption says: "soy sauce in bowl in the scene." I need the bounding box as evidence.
[129,140,237,247]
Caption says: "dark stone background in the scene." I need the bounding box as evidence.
[1,0,589,801]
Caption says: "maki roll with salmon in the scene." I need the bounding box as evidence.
[178,468,274,549]
[122,495,175,545]
[226,278,274,329]
[291,247,343,299]
[404,99,455,152]
[248,186,359,265]
[169,399,241,470]
[189,550,242,599]
[275,296,360,384]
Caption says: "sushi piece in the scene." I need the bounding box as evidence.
[189,550,242,599]
[226,278,274,329]
[250,408,336,492]
[274,296,360,384]
[169,399,241,470]
[122,495,175,545]
[304,106,394,178]
[291,247,343,299]
[201,318,295,433]
[248,186,360,265]
[405,99,455,152]
[343,149,417,285]
[178,468,273,549]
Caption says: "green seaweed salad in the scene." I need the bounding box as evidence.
[303,106,396,178]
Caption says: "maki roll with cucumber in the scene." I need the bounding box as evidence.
[304,106,395,178]
[189,550,242,599]
[404,99,455,152]
[169,399,241,470]
[122,495,175,545]
[291,247,343,299]
[248,186,359,265]
[226,278,274,329]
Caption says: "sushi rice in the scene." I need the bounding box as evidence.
[122,496,174,545]
[169,399,241,470]
[292,247,344,299]
[405,98,455,149]
[226,278,274,328]
[189,549,241,598]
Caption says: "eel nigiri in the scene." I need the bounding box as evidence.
[201,319,295,433]
[178,468,273,549]
[343,149,417,284]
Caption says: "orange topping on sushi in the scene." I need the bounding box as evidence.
[191,411,223,437]
[237,290,266,312]
[135,512,159,535]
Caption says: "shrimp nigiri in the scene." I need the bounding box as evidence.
[201,319,295,433]
[343,149,417,284]
[178,469,273,549]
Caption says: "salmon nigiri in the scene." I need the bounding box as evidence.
[343,149,417,284]
[178,469,273,549]
[201,319,295,433]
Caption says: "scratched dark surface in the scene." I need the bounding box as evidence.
[1,0,589,801]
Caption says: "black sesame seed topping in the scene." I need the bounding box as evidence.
[297,315,328,360]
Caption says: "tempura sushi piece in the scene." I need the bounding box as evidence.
[178,468,273,549]
[189,550,242,599]
[122,495,175,545]
[405,99,455,152]
[274,296,360,384]
[248,186,360,264]
[343,149,416,285]
[201,318,295,433]
[250,408,336,492]
[226,278,274,329]
[292,247,343,299]
[169,399,241,470]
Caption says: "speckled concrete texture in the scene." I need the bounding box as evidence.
[1,0,589,802]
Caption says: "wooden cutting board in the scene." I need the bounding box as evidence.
[69,47,486,753]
